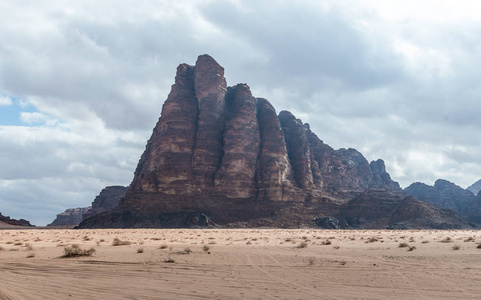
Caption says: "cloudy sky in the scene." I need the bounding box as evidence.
[2,0,481,225]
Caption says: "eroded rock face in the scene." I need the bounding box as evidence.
[48,207,91,226]
[79,54,405,229]
[338,189,469,229]
[82,186,128,221]
[0,213,33,227]
[404,179,481,224]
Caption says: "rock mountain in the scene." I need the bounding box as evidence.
[404,179,481,225]
[78,55,467,229]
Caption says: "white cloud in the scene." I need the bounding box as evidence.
[2,0,481,224]
[0,96,12,106]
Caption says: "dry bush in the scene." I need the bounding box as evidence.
[62,244,96,258]
[137,247,144,253]
[321,240,332,245]
[452,245,461,250]
[297,242,308,248]
[203,245,210,252]
[367,237,378,243]
[422,240,429,244]
[398,242,409,248]
[440,237,452,243]
[112,238,131,246]
[26,252,35,258]
[0,246,4,251]
[25,243,33,251]
[464,237,475,242]
[159,244,168,249]
[407,246,416,251]
[333,246,340,250]
[178,247,191,254]
[477,243,481,249]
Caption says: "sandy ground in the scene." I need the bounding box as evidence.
[1,229,481,299]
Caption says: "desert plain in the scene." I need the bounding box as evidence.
[1,222,481,299]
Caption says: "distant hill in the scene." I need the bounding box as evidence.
[467,179,481,196]
[404,179,481,225]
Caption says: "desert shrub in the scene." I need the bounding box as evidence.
[112,238,131,246]
[440,237,452,243]
[164,256,175,263]
[464,237,475,242]
[26,252,35,258]
[422,240,429,244]
[297,242,308,248]
[407,246,416,251]
[477,243,481,249]
[62,244,96,258]
[25,243,33,251]
[159,244,168,249]
[203,245,210,252]
[398,242,409,248]
[179,247,191,254]
[452,245,461,250]
[321,240,331,245]
[0,246,4,251]
[367,237,378,243]
[137,247,144,253]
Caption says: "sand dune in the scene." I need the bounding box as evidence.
[1,229,481,299]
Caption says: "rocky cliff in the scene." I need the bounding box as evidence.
[0,212,34,227]
[48,207,91,226]
[404,179,481,225]
[82,186,128,220]
[78,54,418,229]
[336,189,468,229]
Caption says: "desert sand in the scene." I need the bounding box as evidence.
[1,228,481,299]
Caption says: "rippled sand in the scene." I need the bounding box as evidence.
[1,228,481,299]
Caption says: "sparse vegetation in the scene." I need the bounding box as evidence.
[137,247,144,253]
[112,238,131,246]
[62,244,96,258]
[407,246,416,251]
[159,244,168,249]
[26,252,35,258]
[203,245,210,252]
[440,237,452,243]
[399,242,409,248]
[477,243,481,249]
[464,237,475,242]
[297,241,308,248]
[0,246,4,251]
[452,245,461,250]
[367,237,378,243]
[321,240,332,245]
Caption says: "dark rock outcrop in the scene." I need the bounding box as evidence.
[0,212,34,227]
[48,207,91,226]
[404,179,481,225]
[82,186,128,220]
[78,54,412,229]
[337,189,469,229]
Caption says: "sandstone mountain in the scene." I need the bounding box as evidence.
[467,179,481,196]
[48,207,91,227]
[334,189,468,229]
[82,186,128,220]
[48,186,127,226]
[78,55,466,229]
[0,212,33,227]
[404,179,481,225]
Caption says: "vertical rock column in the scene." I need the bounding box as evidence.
[129,63,198,193]
[278,111,314,189]
[256,98,295,200]
[214,84,260,198]
[192,55,228,187]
